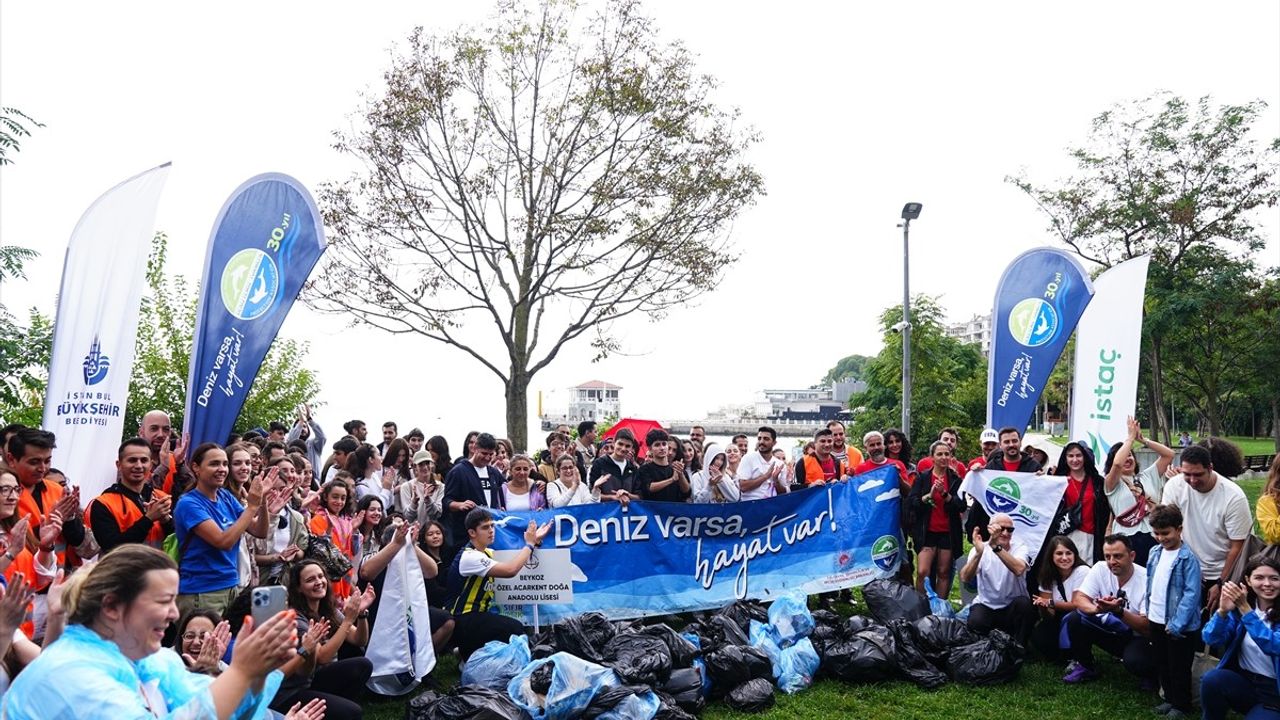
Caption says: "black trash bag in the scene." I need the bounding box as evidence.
[822,634,896,683]
[637,624,700,668]
[661,668,706,715]
[741,645,773,681]
[703,645,751,696]
[531,643,556,660]
[406,685,533,720]
[552,612,617,662]
[842,615,873,637]
[810,608,842,629]
[887,620,948,690]
[613,619,645,633]
[580,685,652,720]
[652,691,698,720]
[725,678,776,713]
[912,615,979,660]
[604,632,673,685]
[717,599,769,632]
[862,579,929,624]
[809,624,841,657]
[529,661,555,695]
[946,629,1026,686]
[710,614,750,648]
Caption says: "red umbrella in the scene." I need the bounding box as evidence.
[600,417,666,460]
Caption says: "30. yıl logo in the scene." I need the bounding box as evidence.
[220,249,280,321]
[985,476,1022,515]
[1008,297,1059,348]
[871,535,900,572]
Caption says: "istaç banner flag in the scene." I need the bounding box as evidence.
[1070,255,1150,463]
[986,247,1095,433]
[184,173,325,449]
[43,164,171,503]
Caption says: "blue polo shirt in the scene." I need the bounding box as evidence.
[173,488,244,594]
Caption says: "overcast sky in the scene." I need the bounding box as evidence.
[2,1,1277,449]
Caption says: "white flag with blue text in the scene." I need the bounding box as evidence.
[366,539,436,694]
[960,470,1067,560]
[42,164,171,503]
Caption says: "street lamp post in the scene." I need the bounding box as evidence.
[899,202,923,438]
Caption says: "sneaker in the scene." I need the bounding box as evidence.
[1064,660,1081,674]
[1062,664,1099,683]
[1151,702,1173,715]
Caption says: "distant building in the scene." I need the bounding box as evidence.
[566,380,622,422]
[946,313,992,354]
[752,380,866,423]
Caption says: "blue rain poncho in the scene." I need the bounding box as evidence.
[1,624,282,719]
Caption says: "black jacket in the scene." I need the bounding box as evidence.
[907,468,966,550]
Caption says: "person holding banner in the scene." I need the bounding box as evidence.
[907,441,966,598]
[960,513,1036,645]
[966,427,1042,541]
[1103,416,1175,565]
[1051,442,1111,564]
[444,508,549,662]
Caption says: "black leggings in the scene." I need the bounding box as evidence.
[271,657,373,720]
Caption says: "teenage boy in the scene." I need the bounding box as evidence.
[1064,535,1154,684]
[1144,504,1202,719]
[637,428,690,502]
[590,430,640,505]
[444,508,548,661]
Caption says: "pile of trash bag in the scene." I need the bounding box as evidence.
[409,581,1028,719]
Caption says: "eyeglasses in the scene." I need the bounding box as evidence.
[181,631,209,641]
[0,486,19,497]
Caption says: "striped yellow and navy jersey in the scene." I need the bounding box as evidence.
[445,544,497,615]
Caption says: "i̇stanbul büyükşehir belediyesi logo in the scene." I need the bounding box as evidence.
[82,336,110,385]
[871,535,900,572]
[220,248,280,321]
[1007,297,1059,348]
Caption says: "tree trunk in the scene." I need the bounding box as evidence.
[1272,398,1279,452]
[1146,339,1171,444]
[505,372,530,453]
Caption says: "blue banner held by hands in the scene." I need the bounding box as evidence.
[487,466,904,624]
[184,173,326,448]
[986,247,1094,433]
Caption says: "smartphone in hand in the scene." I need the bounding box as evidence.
[252,585,288,627]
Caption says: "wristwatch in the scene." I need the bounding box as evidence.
[992,545,1004,554]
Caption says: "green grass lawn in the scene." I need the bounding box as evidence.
[364,475,1276,720]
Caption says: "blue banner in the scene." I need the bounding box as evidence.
[986,247,1094,433]
[487,466,903,623]
[184,173,326,448]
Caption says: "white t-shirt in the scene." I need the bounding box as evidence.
[459,547,496,577]
[505,491,531,511]
[1077,560,1149,616]
[738,451,780,501]
[1039,564,1091,605]
[1241,609,1278,678]
[1147,546,1180,624]
[972,541,1033,610]
[1105,464,1166,535]
[1162,473,1253,580]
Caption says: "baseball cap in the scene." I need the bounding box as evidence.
[412,450,433,465]
[980,428,999,443]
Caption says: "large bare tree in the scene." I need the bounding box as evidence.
[306,0,763,449]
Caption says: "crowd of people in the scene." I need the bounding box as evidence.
[0,405,1277,719]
